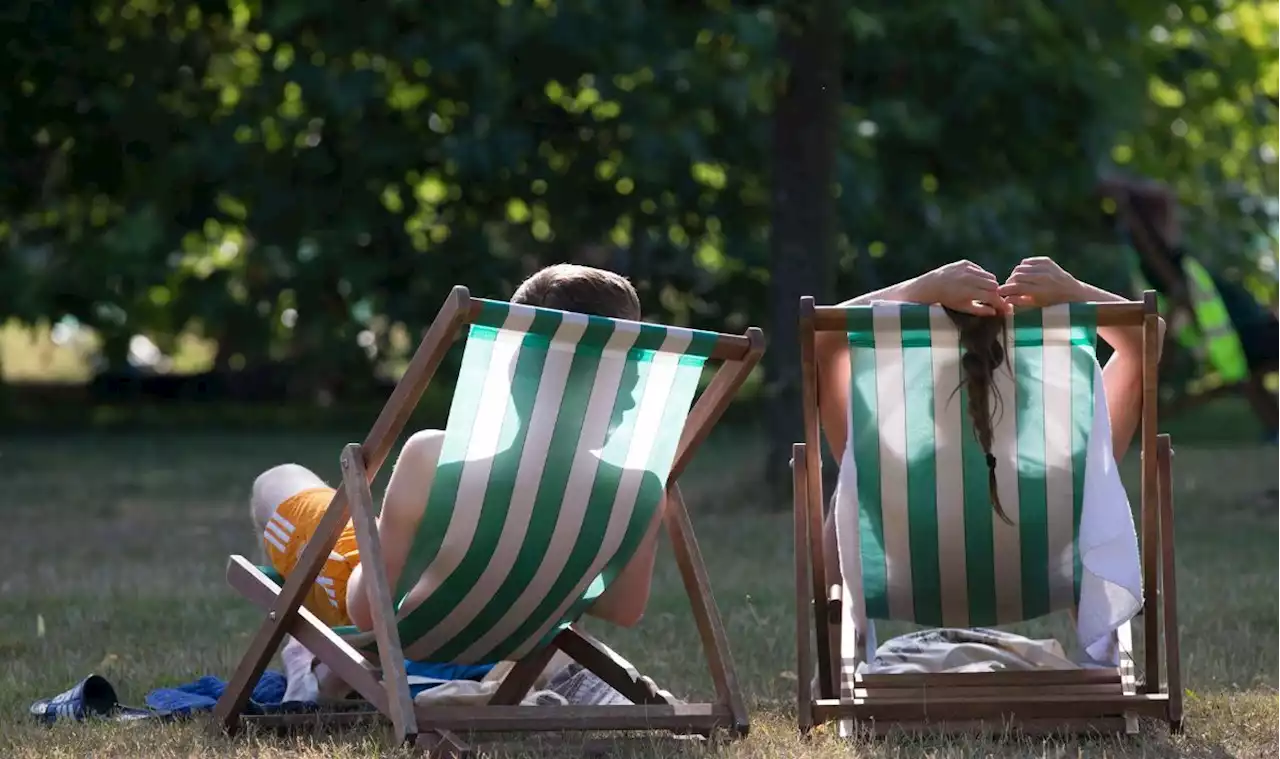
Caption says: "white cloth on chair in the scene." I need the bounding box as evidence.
[1072,378,1143,663]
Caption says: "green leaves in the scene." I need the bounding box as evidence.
[0,0,1273,378]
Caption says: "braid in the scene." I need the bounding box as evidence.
[945,309,1013,526]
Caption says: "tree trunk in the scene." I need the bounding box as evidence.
[765,0,842,495]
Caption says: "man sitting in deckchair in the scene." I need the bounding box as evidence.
[249,264,664,670]
[813,255,1163,607]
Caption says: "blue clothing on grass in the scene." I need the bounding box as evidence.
[144,660,495,715]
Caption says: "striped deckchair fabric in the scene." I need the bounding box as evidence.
[331,299,726,664]
[840,302,1102,629]
[795,294,1182,738]
[219,286,759,752]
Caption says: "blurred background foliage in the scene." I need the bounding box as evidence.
[1,0,1276,471]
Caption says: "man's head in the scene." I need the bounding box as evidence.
[511,263,641,321]
[511,264,643,421]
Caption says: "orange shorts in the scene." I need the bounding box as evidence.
[261,487,361,628]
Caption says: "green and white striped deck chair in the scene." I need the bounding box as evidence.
[793,296,1183,737]
[214,287,760,755]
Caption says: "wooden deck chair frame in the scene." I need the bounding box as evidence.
[210,286,760,756]
[791,292,1184,737]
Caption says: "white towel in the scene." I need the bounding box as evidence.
[1074,370,1142,663]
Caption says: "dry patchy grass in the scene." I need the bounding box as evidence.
[1,430,1276,758]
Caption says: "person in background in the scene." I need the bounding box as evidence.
[1098,175,1278,438]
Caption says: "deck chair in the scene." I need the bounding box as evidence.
[792,293,1183,737]
[211,286,760,755]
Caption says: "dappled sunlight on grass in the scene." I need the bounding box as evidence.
[0,431,1275,758]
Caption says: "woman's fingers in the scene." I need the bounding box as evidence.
[971,286,1005,305]
[969,263,999,279]
[935,262,1011,315]
[967,271,1003,296]
[957,277,1010,313]
[953,300,998,316]
[941,286,1002,315]
[998,276,1040,295]
[959,260,1001,284]
[975,287,1012,314]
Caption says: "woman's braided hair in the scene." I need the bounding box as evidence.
[944,309,1014,525]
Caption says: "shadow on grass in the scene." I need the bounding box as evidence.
[0,395,1275,757]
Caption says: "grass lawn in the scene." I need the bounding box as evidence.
[1,416,1276,758]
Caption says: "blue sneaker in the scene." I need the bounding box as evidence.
[30,674,154,724]
[30,674,119,724]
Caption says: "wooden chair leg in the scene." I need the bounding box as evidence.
[1157,434,1184,730]
[212,288,469,736]
[1141,301,1162,694]
[827,586,843,700]
[489,644,559,706]
[226,555,390,714]
[806,476,835,698]
[342,443,417,745]
[799,304,835,701]
[664,485,750,736]
[792,444,815,734]
[1117,621,1140,735]
[212,493,352,735]
[554,627,676,706]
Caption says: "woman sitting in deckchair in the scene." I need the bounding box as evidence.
[813,256,1165,590]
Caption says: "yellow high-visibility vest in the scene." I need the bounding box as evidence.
[1182,257,1250,382]
[1129,251,1250,383]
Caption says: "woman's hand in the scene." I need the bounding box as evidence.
[915,260,1011,316]
[997,257,1089,308]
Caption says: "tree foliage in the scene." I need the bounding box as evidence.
[1,0,1275,386]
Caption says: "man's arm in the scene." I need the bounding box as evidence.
[587,500,664,629]
[345,429,445,631]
